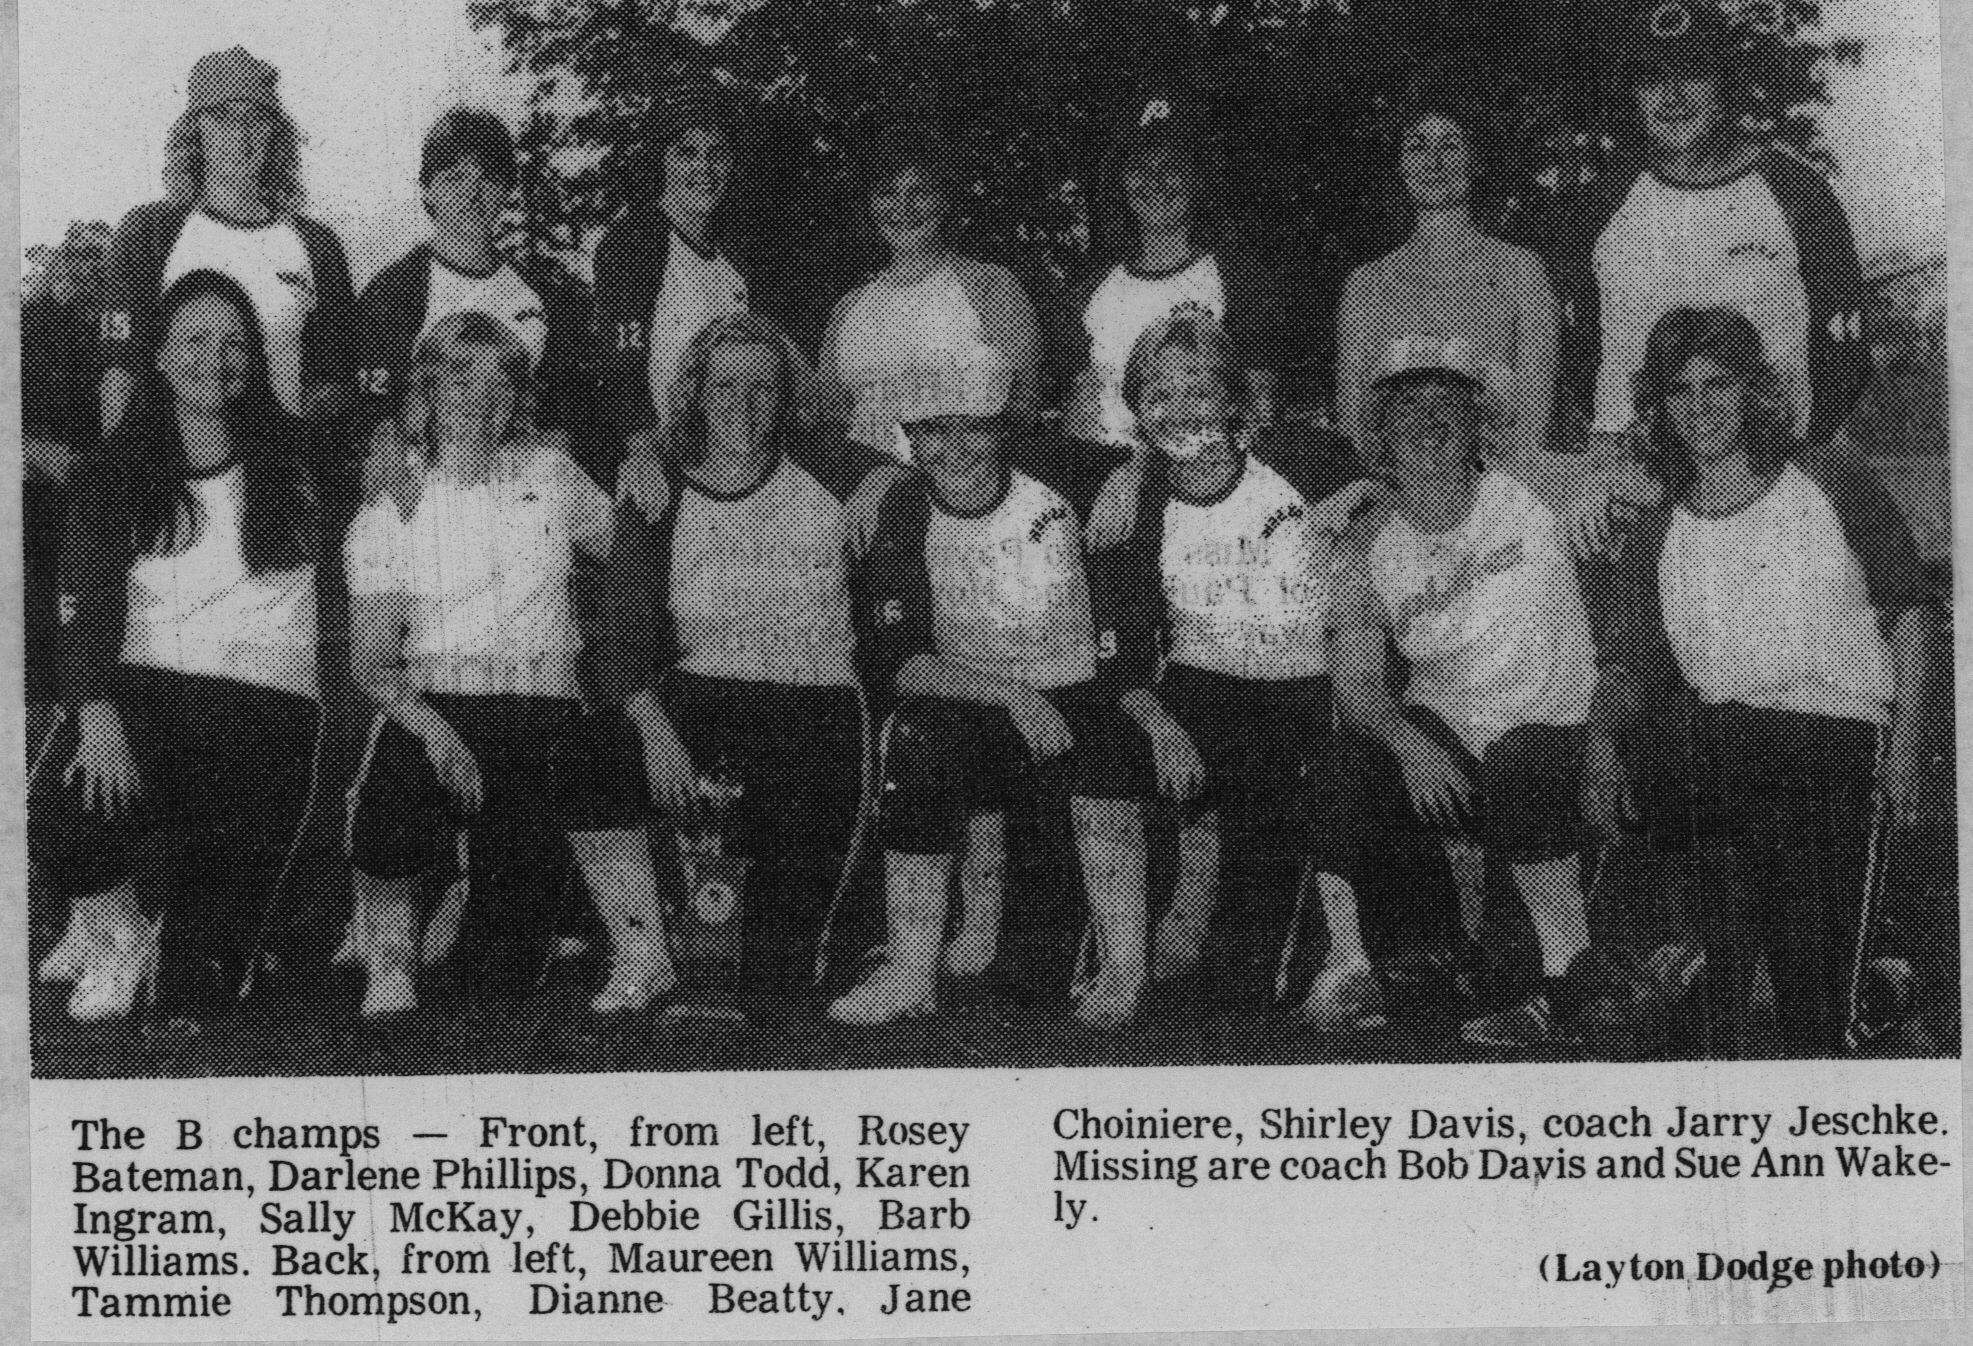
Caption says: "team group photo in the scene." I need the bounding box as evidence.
[18,0,1957,1076]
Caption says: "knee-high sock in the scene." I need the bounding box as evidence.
[1072,797,1148,983]
[1511,853,1592,978]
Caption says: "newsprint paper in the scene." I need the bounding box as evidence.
[6,0,1967,1339]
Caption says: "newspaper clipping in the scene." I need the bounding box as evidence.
[14,0,1964,1337]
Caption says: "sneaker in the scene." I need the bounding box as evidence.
[37,905,92,983]
[1461,991,1578,1051]
[590,937,678,1014]
[1297,959,1389,1033]
[827,967,936,1026]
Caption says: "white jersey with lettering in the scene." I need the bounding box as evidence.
[421,256,548,370]
[670,457,860,688]
[1592,169,1812,436]
[162,210,316,416]
[927,470,1098,691]
[1161,457,1372,681]
[1367,470,1595,755]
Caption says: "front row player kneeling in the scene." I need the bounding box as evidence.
[1100,308,1389,1027]
[342,312,674,1019]
[830,348,1155,1030]
[1328,339,1622,1050]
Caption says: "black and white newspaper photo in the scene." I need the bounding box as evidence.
[5,0,1965,1337]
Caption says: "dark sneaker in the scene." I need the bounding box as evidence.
[1572,944,1705,1060]
[1461,992,1578,1050]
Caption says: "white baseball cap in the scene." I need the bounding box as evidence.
[1369,334,1487,392]
[893,344,1015,426]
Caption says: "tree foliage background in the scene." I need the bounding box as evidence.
[470,0,1864,393]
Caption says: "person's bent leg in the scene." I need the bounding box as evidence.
[1153,811,1219,982]
[828,851,949,1024]
[1072,795,1149,1030]
[828,698,975,1025]
[947,810,1008,977]
[571,827,676,1013]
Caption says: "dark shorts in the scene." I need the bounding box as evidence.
[1338,706,1586,865]
[32,667,319,896]
[879,684,1148,855]
[666,673,867,993]
[30,666,319,1014]
[348,694,645,879]
[1158,663,1333,834]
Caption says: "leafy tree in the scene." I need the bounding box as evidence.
[470,0,1864,395]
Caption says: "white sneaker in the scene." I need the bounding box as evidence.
[590,937,678,1014]
[1297,958,1389,1033]
[68,916,160,1023]
[38,904,94,984]
[827,967,936,1026]
[1073,968,1145,1032]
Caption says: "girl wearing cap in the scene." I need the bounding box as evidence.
[35,270,322,1027]
[836,346,1154,1031]
[100,47,357,440]
[1599,306,1931,1056]
[1101,309,1389,1026]
[601,312,885,1001]
[341,312,672,1019]
[1062,95,1291,550]
[1336,102,1559,469]
[1329,343,1617,1053]
[1559,0,1871,455]
[815,122,1043,542]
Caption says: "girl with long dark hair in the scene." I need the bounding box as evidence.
[35,270,323,1026]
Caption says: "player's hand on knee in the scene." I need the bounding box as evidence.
[1878,735,1924,823]
[1147,722,1206,802]
[642,720,700,819]
[1580,730,1637,840]
[1086,459,1144,552]
[420,720,484,814]
[1394,735,1473,830]
[1007,689,1075,762]
[68,702,142,818]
